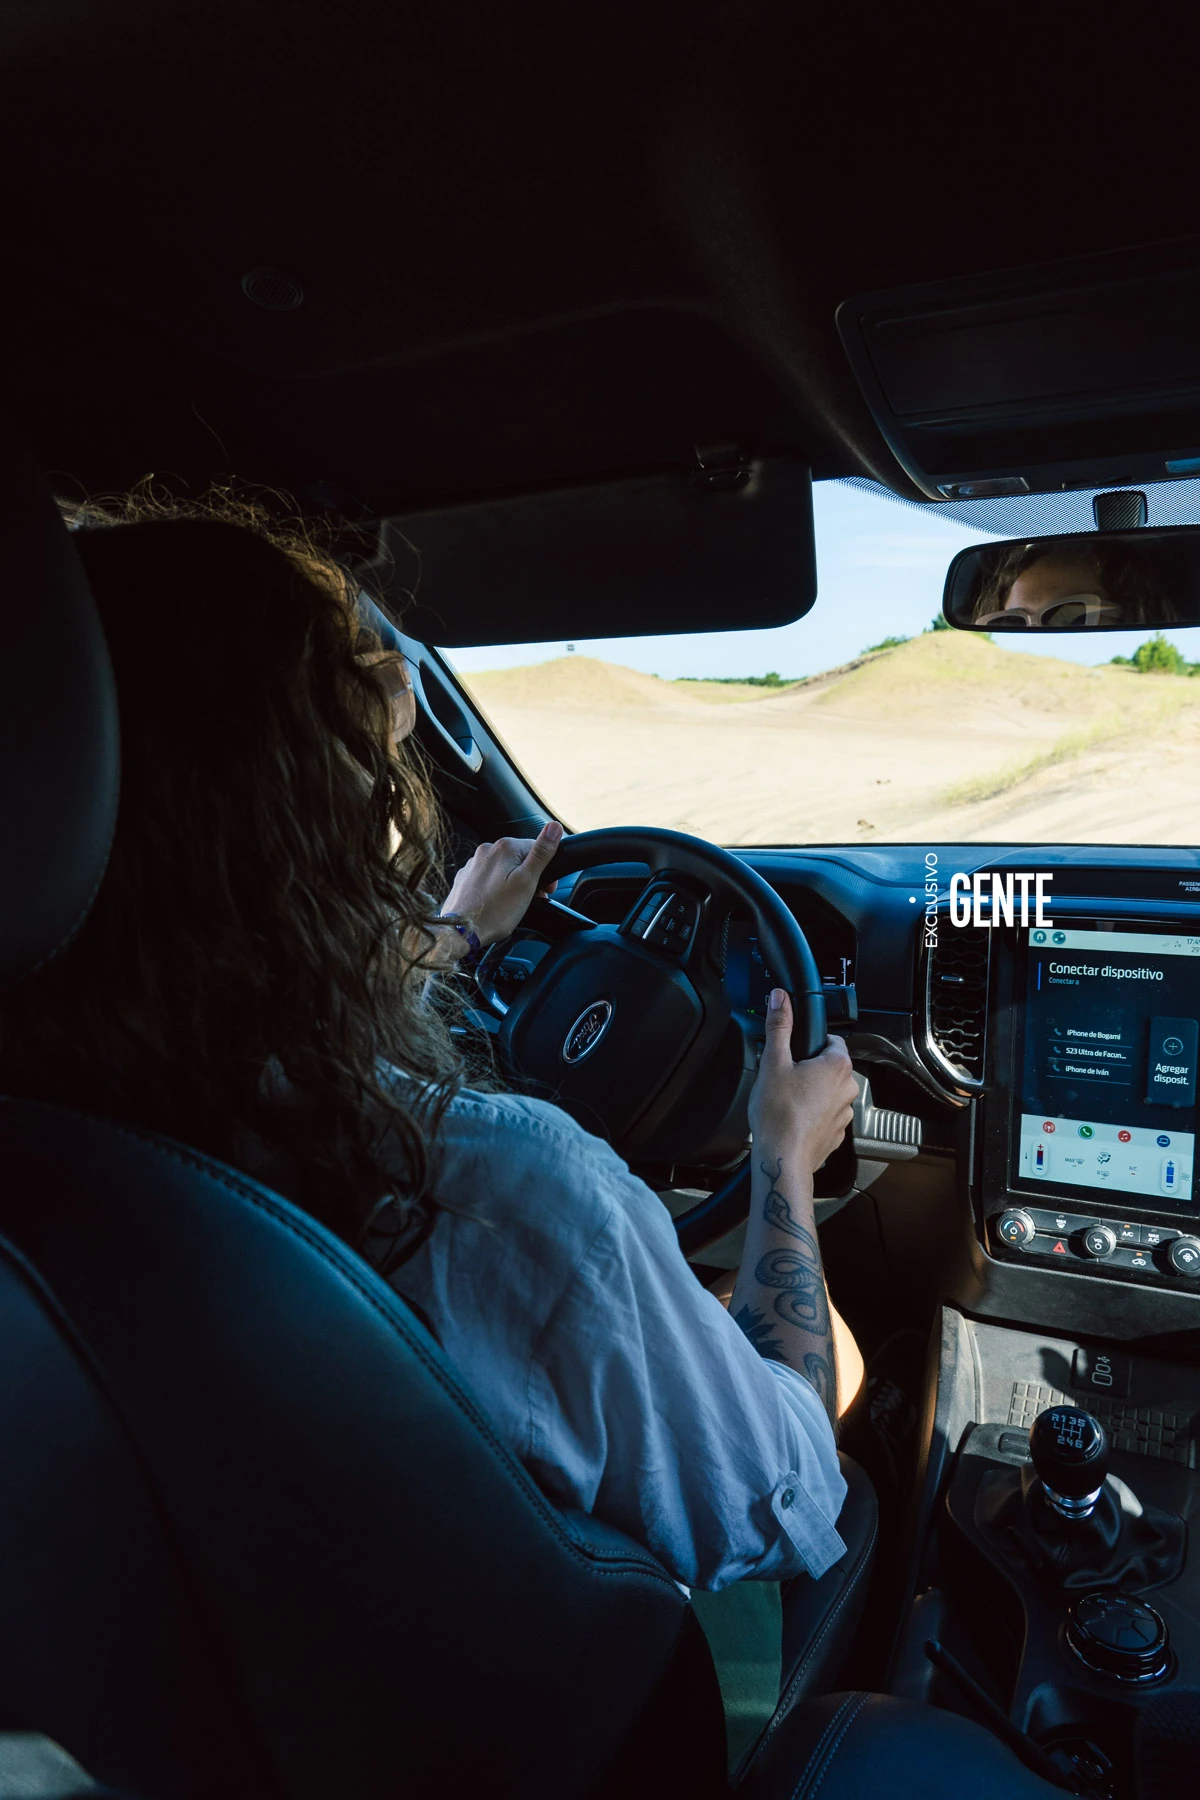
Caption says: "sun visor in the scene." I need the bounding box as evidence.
[838,240,1200,502]
[373,455,816,646]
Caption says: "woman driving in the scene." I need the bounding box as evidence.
[0,494,862,1664]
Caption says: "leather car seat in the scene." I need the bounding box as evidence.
[0,420,1061,1799]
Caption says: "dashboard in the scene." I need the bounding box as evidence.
[559,843,1200,1335]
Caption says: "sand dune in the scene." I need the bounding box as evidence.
[465,657,804,710]
[457,638,1200,845]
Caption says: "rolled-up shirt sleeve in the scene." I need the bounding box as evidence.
[526,1149,847,1592]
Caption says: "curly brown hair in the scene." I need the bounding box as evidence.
[0,488,473,1268]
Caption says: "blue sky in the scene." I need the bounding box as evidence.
[444,480,1200,678]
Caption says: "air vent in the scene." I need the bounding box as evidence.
[925,925,991,1088]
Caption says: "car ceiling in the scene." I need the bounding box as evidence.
[2,2,1198,522]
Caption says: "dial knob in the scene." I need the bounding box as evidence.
[1082,1224,1118,1260]
[1029,1406,1109,1516]
[996,1209,1036,1248]
[1066,1591,1170,1683]
[1168,1235,1200,1277]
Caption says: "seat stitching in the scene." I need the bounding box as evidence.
[742,1510,879,1777]
[803,1693,870,1800]
[775,1695,860,1800]
[0,1099,680,1591]
[781,1512,879,1708]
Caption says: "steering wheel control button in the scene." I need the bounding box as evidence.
[1030,1406,1109,1518]
[996,1209,1037,1248]
[1167,1234,1200,1275]
[636,890,700,954]
[1082,1224,1118,1260]
[1066,1592,1170,1683]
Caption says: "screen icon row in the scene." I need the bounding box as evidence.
[1029,1143,1187,1194]
[1040,1121,1174,1146]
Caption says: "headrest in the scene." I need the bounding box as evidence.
[0,419,119,990]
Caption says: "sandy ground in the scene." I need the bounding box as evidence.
[459,634,1200,846]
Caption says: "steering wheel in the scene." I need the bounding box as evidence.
[476,827,830,1254]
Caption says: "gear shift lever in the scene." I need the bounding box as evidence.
[976,1402,1185,1590]
[1029,1406,1109,1520]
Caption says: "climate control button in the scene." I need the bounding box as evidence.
[996,1209,1037,1248]
[1167,1235,1200,1277]
[1082,1224,1118,1260]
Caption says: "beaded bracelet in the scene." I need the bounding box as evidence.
[439,917,483,969]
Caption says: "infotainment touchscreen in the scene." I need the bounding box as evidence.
[1013,923,1200,1212]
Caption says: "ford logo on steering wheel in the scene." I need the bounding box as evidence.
[562,1000,615,1065]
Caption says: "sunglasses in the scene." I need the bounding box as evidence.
[356,651,417,743]
[977,593,1126,630]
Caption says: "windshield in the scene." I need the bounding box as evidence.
[444,479,1200,846]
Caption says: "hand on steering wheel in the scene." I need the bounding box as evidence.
[470,826,852,1252]
[750,991,858,1176]
[442,821,562,948]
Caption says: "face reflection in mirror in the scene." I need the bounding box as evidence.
[977,553,1127,630]
[961,534,1183,633]
[953,531,1195,633]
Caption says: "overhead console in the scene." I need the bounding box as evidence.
[838,238,1200,501]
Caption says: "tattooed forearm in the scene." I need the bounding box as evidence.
[754,1247,831,1336]
[731,1149,840,1424]
[803,1351,835,1410]
[733,1303,788,1362]
[762,1157,814,1243]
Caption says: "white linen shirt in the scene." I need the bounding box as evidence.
[383,1085,847,1592]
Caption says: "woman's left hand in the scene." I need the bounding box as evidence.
[441,820,564,948]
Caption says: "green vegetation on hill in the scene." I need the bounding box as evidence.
[859,616,951,656]
[1110,633,1200,676]
[675,671,795,687]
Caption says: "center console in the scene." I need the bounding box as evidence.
[891,1312,1200,1796]
[980,901,1200,1292]
[898,872,1200,1789]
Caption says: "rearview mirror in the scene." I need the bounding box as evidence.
[943,527,1200,632]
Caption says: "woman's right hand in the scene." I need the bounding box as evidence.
[747,989,858,1173]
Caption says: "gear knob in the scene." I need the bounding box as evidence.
[1029,1405,1110,1518]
